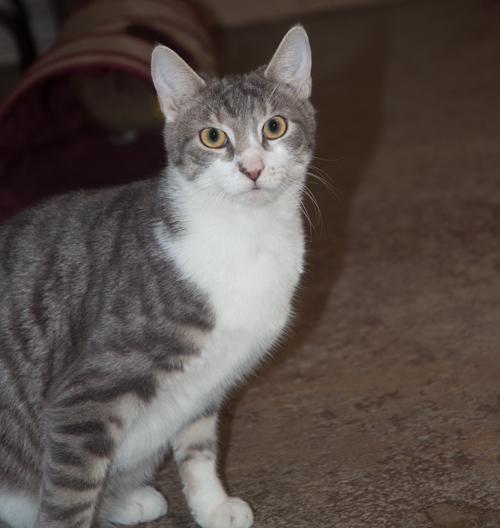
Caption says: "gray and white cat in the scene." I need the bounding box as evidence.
[0,26,315,528]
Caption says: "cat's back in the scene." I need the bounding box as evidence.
[0,179,156,265]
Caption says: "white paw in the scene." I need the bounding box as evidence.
[201,497,253,528]
[109,486,168,525]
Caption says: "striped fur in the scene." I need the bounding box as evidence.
[0,27,315,528]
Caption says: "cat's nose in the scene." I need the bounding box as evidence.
[239,149,265,182]
[239,165,263,182]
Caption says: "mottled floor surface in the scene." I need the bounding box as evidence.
[3,0,500,526]
[153,1,500,527]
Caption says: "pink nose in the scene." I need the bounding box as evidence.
[239,165,263,182]
[239,150,265,182]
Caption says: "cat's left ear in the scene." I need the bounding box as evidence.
[265,26,312,100]
[151,45,205,122]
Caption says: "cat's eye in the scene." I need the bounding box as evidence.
[262,116,287,140]
[200,128,227,148]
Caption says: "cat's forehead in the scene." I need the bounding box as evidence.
[197,72,280,124]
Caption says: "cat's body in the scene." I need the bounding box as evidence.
[0,27,315,528]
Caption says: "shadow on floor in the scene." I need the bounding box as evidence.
[215,20,390,484]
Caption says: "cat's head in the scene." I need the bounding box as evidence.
[151,26,315,206]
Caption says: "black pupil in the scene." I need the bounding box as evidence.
[269,120,279,132]
[209,129,219,142]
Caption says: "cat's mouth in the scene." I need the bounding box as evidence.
[235,182,275,202]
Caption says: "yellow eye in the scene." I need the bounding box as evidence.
[200,128,227,148]
[262,116,287,139]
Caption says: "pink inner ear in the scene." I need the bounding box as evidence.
[265,27,312,99]
[151,45,206,122]
[158,97,179,122]
[294,50,311,83]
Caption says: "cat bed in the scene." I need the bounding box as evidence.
[0,0,216,223]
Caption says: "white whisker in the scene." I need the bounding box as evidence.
[267,82,282,106]
[311,155,344,162]
[279,181,317,242]
[302,185,323,233]
[199,95,218,116]
[307,167,343,203]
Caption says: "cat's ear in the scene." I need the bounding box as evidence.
[265,26,312,100]
[151,45,205,122]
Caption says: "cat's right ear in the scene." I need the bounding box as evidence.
[151,45,205,122]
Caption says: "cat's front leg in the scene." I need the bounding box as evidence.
[173,413,253,528]
[37,416,114,528]
[36,388,131,528]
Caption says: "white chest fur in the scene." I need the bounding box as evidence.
[114,194,304,471]
[174,195,304,335]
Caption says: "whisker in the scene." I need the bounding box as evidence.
[199,95,218,116]
[302,185,323,232]
[267,82,282,106]
[279,182,317,242]
[307,167,343,203]
[307,170,339,194]
[309,163,336,181]
[307,174,342,204]
[311,155,344,162]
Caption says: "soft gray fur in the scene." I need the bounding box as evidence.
[0,26,315,528]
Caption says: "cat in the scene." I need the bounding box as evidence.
[0,26,315,528]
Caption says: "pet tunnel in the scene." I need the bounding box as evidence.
[0,0,216,223]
